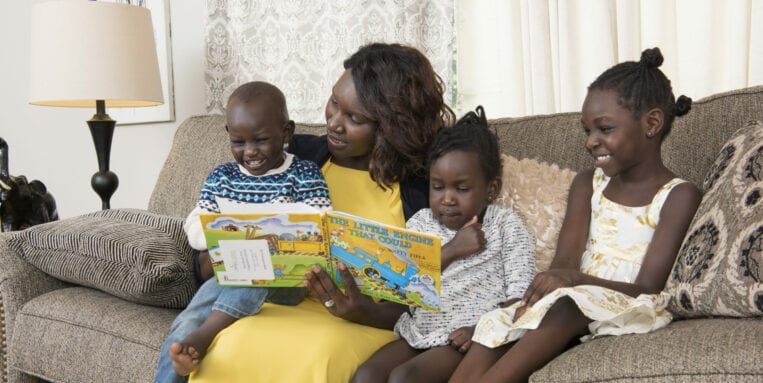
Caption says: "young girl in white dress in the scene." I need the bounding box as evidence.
[450,48,702,383]
[352,107,537,383]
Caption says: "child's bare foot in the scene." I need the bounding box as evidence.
[169,341,201,376]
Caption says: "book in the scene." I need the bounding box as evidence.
[200,211,442,311]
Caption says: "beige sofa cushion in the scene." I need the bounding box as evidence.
[665,120,763,318]
[530,317,763,382]
[7,209,197,308]
[10,287,178,382]
[498,154,577,272]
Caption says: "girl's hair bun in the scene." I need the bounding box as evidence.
[640,47,664,68]
[675,95,693,117]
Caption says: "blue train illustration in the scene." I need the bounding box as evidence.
[330,244,418,296]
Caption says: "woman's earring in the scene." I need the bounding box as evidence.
[647,131,653,137]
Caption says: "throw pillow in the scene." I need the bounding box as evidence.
[498,154,577,272]
[665,120,763,318]
[8,208,196,308]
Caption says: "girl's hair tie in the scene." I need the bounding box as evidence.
[674,95,693,117]
[639,47,664,69]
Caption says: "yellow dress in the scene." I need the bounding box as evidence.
[190,160,403,383]
[473,168,686,347]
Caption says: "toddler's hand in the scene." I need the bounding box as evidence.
[447,326,475,353]
[444,216,485,260]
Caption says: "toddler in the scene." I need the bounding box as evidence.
[352,106,536,383]
[154,81,332,383]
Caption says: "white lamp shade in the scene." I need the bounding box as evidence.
[29,0,164,108]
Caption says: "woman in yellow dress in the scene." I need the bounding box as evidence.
[189,42,454,383]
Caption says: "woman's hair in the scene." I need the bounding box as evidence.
[426,106,501,182]
[588,47,692,138]
[344,43,455,187]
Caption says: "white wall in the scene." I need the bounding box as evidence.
[0,0,206,218]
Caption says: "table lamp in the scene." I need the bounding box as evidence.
[28,0,163,209]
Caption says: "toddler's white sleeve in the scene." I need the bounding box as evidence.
[184,206,208,250]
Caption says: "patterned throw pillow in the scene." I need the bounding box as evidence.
[498,154,577,272]
[665,120,763,318]
[8,208,196,308]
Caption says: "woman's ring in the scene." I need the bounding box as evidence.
[324,299,335,308]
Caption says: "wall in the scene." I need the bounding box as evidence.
[0,0,206,218]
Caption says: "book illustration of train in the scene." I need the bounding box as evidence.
[209,216,326,253]
[330,244,439,310]
[206,216,327,286]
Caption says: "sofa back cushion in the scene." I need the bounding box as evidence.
[663,86,763,188]
[498,154,577,272]
[148,86,763,219]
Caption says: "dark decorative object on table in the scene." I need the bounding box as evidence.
[0,137,58,232]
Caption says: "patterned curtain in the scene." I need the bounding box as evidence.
[205,0,455,123]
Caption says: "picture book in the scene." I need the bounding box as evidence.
[200,211,442,311]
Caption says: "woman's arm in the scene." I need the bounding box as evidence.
[305,263,408,329]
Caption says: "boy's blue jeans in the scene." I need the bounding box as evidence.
[154,278,306,383]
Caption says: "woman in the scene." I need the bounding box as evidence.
[189,43,454,383]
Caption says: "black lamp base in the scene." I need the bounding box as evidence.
[87,100,119,210]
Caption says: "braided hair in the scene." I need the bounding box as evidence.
[589,47,692,138]
[426,106,501,182]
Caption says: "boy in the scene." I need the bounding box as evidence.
[155,81,332,383]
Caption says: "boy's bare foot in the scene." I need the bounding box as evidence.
[169,342,201,376]
[168,311,234,376]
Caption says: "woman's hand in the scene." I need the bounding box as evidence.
[441,216,485,270]
[305,262,406,329]
[447,326,475,353]
[521,269,581,307]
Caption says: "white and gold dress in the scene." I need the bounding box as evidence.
[473,168,686,347]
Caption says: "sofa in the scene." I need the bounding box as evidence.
[1,86,761,383]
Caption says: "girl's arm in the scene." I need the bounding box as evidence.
[557,182,700,296]
[520,170,592,305]
[549,170,594,270]
[405,211,484,271]
[630,182,701,292]
[523,178,701,305]
[440,216,485,270]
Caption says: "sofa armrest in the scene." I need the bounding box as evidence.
[0,233,70,383]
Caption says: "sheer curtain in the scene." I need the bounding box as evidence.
[456,0,763,117]
[205,0,456,122]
